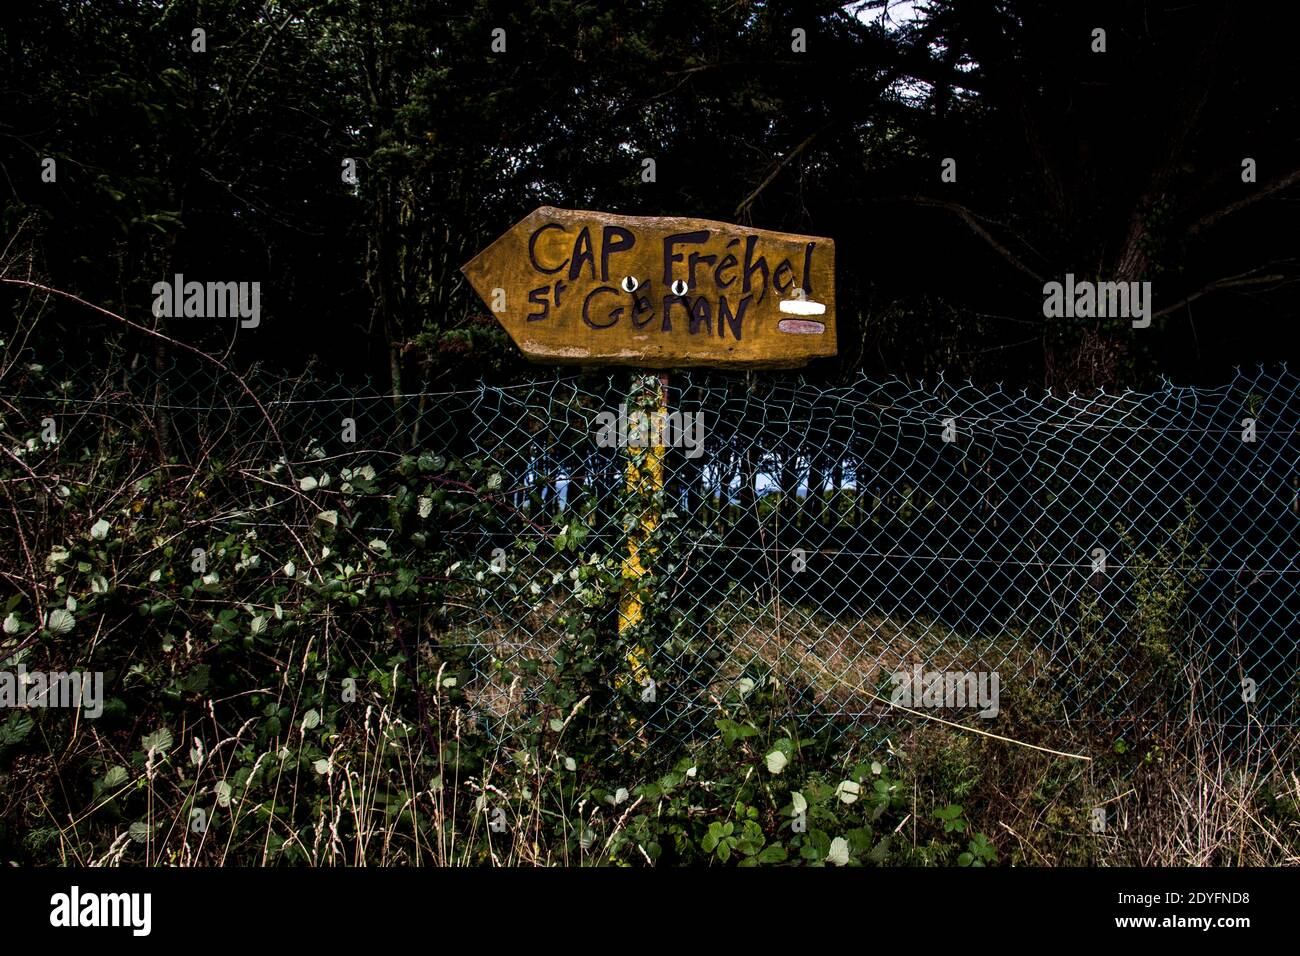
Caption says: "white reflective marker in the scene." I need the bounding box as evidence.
[779,297,827,316]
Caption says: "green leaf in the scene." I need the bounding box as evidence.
[142,727,173,755]
[755,844,788,863]
[826,836,851,866]
[867,836,892,863]
[845,827,875,853]
[715,718,759,747]
[180,664,210,693]
[128,821,153,843]
[45,608,75,635]
[0,713,35,747]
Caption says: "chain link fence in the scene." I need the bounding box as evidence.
[6,349,1298,751]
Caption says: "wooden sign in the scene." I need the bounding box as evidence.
[461,206,836,368]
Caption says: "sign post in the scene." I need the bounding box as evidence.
[616,371,668,702]
[463,206,836,715]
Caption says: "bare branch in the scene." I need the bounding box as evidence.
[734,123,831,220]
[883,195,1045,283]
[1188,167,1300,237]
[1154,269,1289,318]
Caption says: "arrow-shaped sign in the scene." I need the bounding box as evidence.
[461,206,836,368]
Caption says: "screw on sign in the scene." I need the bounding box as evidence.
[462,207,838,736]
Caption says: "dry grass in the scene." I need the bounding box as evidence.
[705,596,1040,710]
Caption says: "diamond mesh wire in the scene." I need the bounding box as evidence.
[6,352,1297,751]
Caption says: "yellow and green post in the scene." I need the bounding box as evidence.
[617,372,668,697]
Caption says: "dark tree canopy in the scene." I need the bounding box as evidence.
[2,0,1296,389]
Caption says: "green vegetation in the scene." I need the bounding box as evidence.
[1,373,1295,867]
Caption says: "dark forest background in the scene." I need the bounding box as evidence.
[2,0,1297,390]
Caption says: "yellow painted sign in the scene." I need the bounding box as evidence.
[461,206,836,368]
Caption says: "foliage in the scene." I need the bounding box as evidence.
[1121,501,1208,670]
[0,361,1011,865]
[4,0,1299,389]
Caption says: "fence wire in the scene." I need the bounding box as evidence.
[6,352,1298,751]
